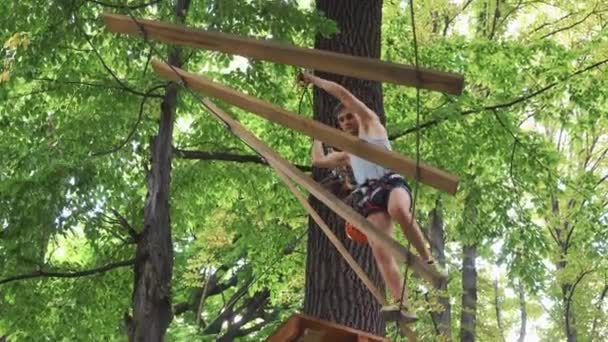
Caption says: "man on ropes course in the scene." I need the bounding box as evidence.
[299,71,435,320]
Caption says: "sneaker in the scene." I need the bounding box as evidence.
[431,262,449,281]
[380,304,418,324]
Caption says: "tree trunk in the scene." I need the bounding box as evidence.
[304,0,386,335]
[562,280,578,342]
[517,280,527,342]
[493,279,506,342]
[460,244,477,342]
[553,196,577,342]
[591,282,608,339]
[428,201,451,338]
[127,1,190,341]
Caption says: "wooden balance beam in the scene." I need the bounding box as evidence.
[151,60,460,195]
[200,99,445,289]
[103,13,464,95]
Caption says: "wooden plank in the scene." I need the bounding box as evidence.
[152,60,460,195]
[200,98,445,288]
[269,156,418,340]
[298,329,326,342]
[295,313,390,342]
[271,159,386,303]
[273,166,418,340]
[103,13,464,94]
[267,314,301,342]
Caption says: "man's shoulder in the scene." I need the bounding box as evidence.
[360,121,388,140]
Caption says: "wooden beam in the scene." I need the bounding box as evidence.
[103,13,464,94]
[273,165,385,303]
[267,314,300,342]
[200,99,445,288]
[268,313,392,342]
[151,60,460,195]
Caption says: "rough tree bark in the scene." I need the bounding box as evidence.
[304,0,386,335]
[428,200,451,338]
[460,244,477,342]
[460,186,479,342]
[126,1,190,341]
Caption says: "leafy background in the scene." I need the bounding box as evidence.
[1,0,607,341]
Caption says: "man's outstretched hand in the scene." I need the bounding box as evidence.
[297,71,315,87]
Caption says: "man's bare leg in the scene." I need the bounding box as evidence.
[367,212,418,322]
[367,212,409,304]
[387,187,432,262]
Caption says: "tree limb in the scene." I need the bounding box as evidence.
[528,8,582,36]
[85,0,161,10]
[517,280,527,342]
[74,15,162,99]
[443,0,474,36]
[91,84,164,157]
[488,0,502,40]
[0,259,135,286]
[541,6,607,39]
[390,56,608,139]
[110,209,141,241]
[174,148,312,172]
[494,279,507,342]
[591,279,608,338]
[565,269,595,330]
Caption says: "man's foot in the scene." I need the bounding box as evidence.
[380,303,418,324]
[429,262,448,281]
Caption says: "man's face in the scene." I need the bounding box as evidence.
[337,110,358,135]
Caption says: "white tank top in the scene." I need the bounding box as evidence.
[350,133,392,185]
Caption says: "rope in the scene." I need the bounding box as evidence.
[398,0,423,325]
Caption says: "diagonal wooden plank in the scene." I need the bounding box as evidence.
[151,59,460,195]
[199,98,445,288]
[272,165,418,339]
[103,13,464,94]
[272,161,386,304]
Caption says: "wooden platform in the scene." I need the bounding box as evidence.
[267,313,391,342]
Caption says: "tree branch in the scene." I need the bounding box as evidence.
[0,259,135,286]
[174,148,312,172]
[74,15,162,99]
[85,0,161,10]
[494,279,507,342]
[110,209,141,241]
[32,77,163,98]
[589,146,608,172]
[497,0,525,33]
[488,0,502,40]
[565,269,595,326]
[91,84,164,157]
[6,88,61,100]
[443,0,474,36]
[528,8,582,36]
[541,6,607,39]
[390,56,608,139]
[517,280,527,342]
[591,279,608,338]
